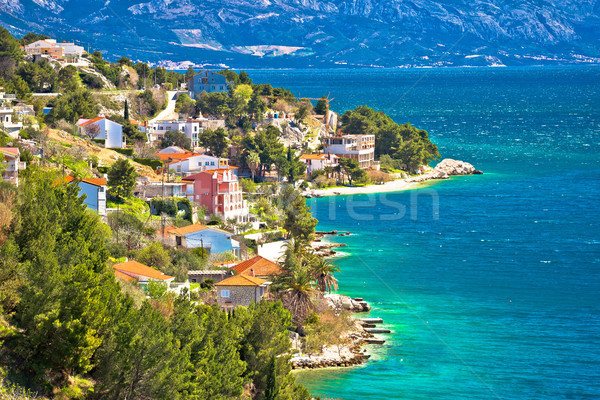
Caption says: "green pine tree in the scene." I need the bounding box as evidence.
[264,355,279,400]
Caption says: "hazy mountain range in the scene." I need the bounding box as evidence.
[1,0,599,68]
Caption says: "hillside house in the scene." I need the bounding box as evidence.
[232,256,282,280]
[0,147,26,185]
[24,39,84,62]
[215,275,269,309]
[164,153,232,177]
[187,71,229,99]
[76,117,125,148]
[182,169,248,221]
[64,175,107,216]
[162,224,241,257]
[113,260,189,295]
[323,131,375,169]
[299,153,339,174]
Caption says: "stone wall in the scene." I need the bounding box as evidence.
[217,285,264,307]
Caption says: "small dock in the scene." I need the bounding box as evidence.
[359,317,383,324]
[364,328,391,334]
[364,338,386,345]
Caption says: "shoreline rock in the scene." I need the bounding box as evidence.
[291,320,374,370]
[409,158,482,183]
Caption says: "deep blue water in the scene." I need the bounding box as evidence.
[250,67,600,399]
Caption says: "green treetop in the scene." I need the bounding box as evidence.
[107,159,137,199]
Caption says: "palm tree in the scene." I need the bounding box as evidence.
[309,257,340,293]
[278,266,316,325]
[247,151,260,183]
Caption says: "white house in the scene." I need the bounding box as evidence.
[0,106,22,137]
[323,131,375,169]
[64,175,107,216]
[76,117,125,148]
[299,153,339,174]
[167,154,230,176]
[25,39,84,62]
[0,147,26,185]
[162,224,241,258]
[143,118,226,148]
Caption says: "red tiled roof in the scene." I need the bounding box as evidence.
[233,256,282,277]
[215,274,267,287]
[0,147,19,156]
[77,116,104,127]
[63,175,106,186]
[156,152,195,162]
[113,260,174,281]
[167,224,209,236]
[300,153,328,160]
[114,270,137,282]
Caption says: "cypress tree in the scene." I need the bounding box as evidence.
[264,355,278,400]
[124,99,129,120]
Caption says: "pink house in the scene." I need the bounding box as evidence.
[182,168,248,221]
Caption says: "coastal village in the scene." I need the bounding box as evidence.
[0,29,480,399]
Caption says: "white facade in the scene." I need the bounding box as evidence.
[0,147,26,186]
[77,117,125,148]
[0,107,22,137]
[323,134,375,169]
[144,118,226,148]
[299,153,339,174]
[169,154,229,176]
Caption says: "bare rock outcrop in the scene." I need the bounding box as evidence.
[410,159,482,182]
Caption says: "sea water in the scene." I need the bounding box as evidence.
[250,66,600,399]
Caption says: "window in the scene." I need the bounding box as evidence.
[221,289,230,298]
[99,187,104,192]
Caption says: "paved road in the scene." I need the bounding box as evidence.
[150,90,178,122]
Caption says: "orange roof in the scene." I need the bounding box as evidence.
[156,225,179,236]
[78,116,104,127]
[0,147,19,156]
[300,153,327,160]
[234,256,282,277]
[167,223,209,236]
[213,261,236,267]
[156,152,195,162]
[114,270,137,282]
[64,175,106,186]
[167,223,234,237]
[216,274,267,287]
[113,260,174,281]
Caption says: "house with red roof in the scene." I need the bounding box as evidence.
[0,147,26,185]
[76,116,125,148]
[182,168,248,221]
[299,153,339,174]
[113,260,175,284]
[233,255,282,280]
[113,260,190,296]
[215,274,269,309]
[64,175,107,216]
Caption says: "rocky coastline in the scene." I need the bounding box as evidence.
[408,158,483,182]
[291,294,378,370]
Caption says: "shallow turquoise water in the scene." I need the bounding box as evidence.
[250,67,600,400]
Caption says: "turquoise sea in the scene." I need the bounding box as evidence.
[250,67,600,399]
